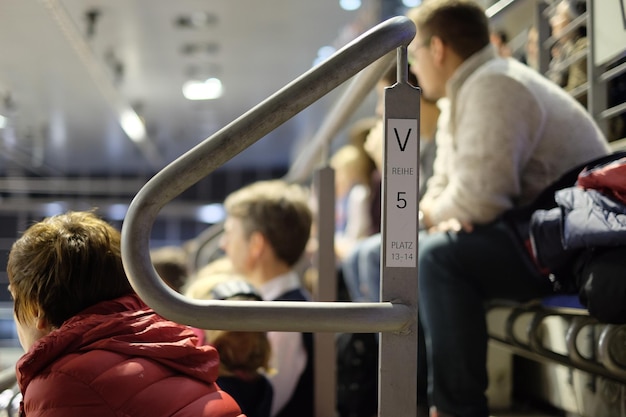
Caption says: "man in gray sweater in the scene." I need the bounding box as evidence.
[407,1,610,417]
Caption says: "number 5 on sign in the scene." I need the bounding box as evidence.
[385,118,418,267]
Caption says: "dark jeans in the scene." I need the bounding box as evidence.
[417,221,553,417]
[341,234,382,303]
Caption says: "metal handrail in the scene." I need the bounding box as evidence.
[121,16,416,334]
[488,302,626,384]
[0,367,17,392]
[186,53,397,275]
[283,52,395,184]
[284,0,531,186]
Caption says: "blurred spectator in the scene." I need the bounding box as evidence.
[150,245,189,292]
[184,254,234,288]
[363,64,438,201]
[220,180,314,417]
[547,0,587,92]
[521,25,539,71]
[342,62,440,303]
[7,211,242,417]
[490,29,512,58]
[407,1,609,415]
[330,143,375,261]
[348,117,380,235]
[185,269,273,417]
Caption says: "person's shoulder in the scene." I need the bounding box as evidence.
[276,287,310,301]
[475,58,540,84]
[465,59,521,90]
[23,351,124,416]
[64,350,240,415]
[347,183,370,201]
[48,349,188,392]
[50,349,127,376]
[470,58,566,102]
[460,61,538,106]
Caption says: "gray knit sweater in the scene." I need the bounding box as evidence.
[421,45,610,225]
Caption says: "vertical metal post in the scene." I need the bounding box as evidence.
[536,0,551,76]
[586,0,608,134]
[312,166,337,417]
[379,46,419,417]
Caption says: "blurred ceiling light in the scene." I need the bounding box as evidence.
[402,0,422,6]
[182,78,223,100]
[120,109,147,142]
[313,45,337,66]
[44,202,68,217]
[108,204,128,221]
[339,0,361,11]
[196,203,225,224]
[0,114,6,129]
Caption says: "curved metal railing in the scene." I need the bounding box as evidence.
[487,302,626,384]
[283,51,395,184]
[120,16,417,334]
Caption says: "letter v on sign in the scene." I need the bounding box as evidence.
[394,127,411,151]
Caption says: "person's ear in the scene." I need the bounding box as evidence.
[34,309,50,331]
[429,36,446,66]
[248,231,266,260]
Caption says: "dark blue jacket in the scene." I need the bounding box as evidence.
[530,187,626,272]
[500,151,626,290]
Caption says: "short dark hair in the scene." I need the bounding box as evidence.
[8,211,133,327]
[151,245,189,291]
[224,180,312,267]
[408,0,490,60]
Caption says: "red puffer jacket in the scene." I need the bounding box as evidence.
[15,294,244,417]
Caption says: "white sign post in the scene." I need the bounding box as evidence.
[385,118,418,268]
[378,48,420,417]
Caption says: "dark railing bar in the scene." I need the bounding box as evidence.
[600,60,626,84]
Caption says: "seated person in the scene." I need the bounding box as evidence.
[185,268,273,417]
[150,244,190,292]
[342,63,439,302]
[547,0,588,93]
[220,180,314,417]
[489,29,512,58]
[407,1,609,416]
[330,143,375,261]
[7,210,243,417]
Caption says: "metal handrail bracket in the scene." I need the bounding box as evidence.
[121,16,416,334]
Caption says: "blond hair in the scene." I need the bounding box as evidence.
[330,144,374,187]
[184,268,272,376]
